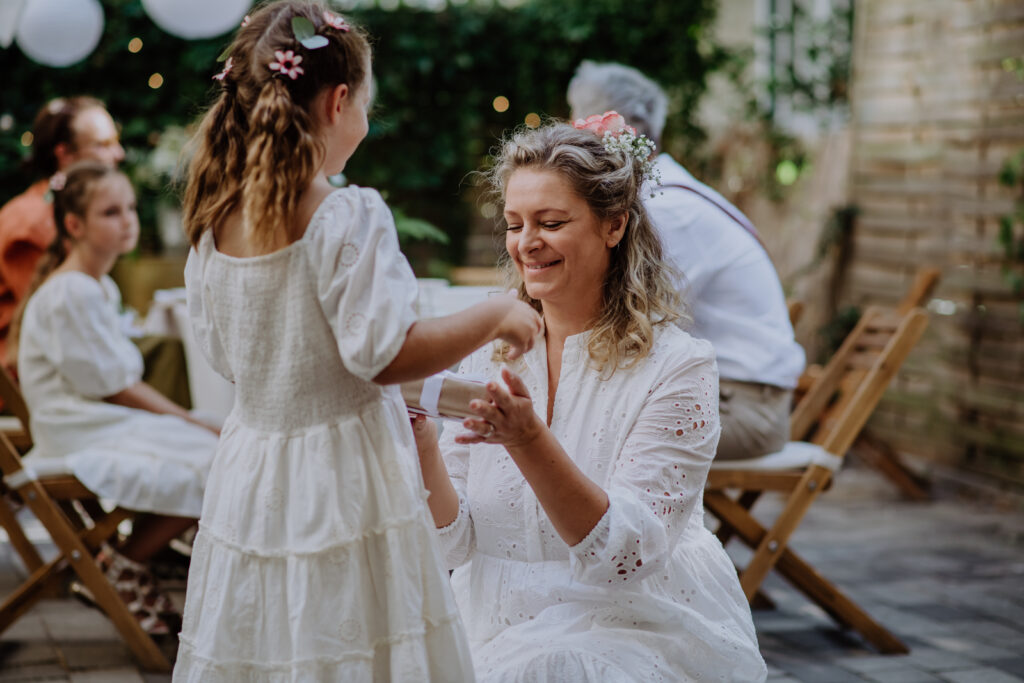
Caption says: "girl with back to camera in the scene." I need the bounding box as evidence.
[175,2,539,680]
[13,161,218,636]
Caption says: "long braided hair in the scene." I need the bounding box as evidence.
[183,0,370,251]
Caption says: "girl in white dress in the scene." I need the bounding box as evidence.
[174,3,541,681]
[413,120,768,682]
[14,161,219,635]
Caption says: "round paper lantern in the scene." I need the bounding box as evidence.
[15,0,103,68]
[142,0,252,40]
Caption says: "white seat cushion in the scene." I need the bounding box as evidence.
[0,415,25,432]
[711,441,842,473]
[3,456,75,489]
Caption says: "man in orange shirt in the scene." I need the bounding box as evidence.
[0,96,125,362]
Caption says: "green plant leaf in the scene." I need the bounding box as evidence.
[292,16,316,40]
[217,44,233,62]
[393,208,450,245]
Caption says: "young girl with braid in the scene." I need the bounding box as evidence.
[13,162,218,636]
[175,2,539,680]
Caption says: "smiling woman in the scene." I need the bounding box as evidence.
[411,121,768,683]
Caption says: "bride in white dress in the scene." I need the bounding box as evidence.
[413,121,767,682]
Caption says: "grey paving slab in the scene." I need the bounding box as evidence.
[1,463,1022,680]
[939,668,1024,683]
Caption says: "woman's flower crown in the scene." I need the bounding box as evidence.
[572,111,660,190]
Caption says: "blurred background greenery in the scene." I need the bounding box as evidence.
[0,0,730,271]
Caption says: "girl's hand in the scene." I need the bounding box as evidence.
[492,292,542,361]
[456,367,544,449]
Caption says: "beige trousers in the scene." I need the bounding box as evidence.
[716,379,792,461]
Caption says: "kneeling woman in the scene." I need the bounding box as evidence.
[413,120,767,682]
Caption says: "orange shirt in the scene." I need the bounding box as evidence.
[0,180,56,362]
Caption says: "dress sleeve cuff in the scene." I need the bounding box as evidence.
[435,495,469,536]
[569,499,612,556]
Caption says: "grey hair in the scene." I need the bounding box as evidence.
[567,60,669,147]
[486,122,684,372]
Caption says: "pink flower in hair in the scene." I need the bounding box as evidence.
[323,10,350,31]
[241,15,250,27]
[572,111,636,138]
[269,50,304,80]
[213,57,233,81]
[49,172,67,192]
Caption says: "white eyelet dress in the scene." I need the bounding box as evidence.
[173,187,474,682]
[436,327,767,682]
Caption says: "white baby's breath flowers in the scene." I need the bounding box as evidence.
[601,130,661,195]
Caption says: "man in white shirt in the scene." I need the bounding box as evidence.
[568,61,805,460]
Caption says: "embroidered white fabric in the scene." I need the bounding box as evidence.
[436,326,767,682]
[175,187,474,682]
[17,272,216,517]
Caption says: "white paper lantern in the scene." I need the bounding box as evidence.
[142,0,252,40]
[0,0,27,49]
[15,0,103,67]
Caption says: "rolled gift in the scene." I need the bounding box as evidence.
[401,371,489,420]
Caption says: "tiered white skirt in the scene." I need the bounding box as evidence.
[173,404,474,682]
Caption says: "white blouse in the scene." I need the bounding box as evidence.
[436,324,766,682]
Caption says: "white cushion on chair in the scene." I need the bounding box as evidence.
[0,415,24,432]
[711,441,843,472]
[3,457,75,489]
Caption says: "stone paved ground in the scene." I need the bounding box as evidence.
[0,461,1022,682]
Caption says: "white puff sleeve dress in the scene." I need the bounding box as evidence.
[17,271,216,518]
[173,187,474,682]
[436,325,767,682]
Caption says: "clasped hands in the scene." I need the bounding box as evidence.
[410,366,542,451]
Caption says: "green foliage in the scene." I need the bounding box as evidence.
[763,0,854,114]
[0,0,725,267]
[996,148,1024,310]
[391,207,449,246]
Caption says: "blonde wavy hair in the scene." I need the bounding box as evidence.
[183,0,370,249]
[487,123,686,373]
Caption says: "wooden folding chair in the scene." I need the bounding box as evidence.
[705,305,929,654]
[793,267,940,499]
[0,367,171,671]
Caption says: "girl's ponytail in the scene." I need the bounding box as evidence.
[183,1,371,248]
[242,79,320,249]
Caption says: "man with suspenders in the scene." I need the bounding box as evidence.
[568,61,805,461]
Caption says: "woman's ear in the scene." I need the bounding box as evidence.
[606,211,628,248]
[325,83,351,124]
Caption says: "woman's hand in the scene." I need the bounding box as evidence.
[410,412,439,461]
[490,292,542,361]
[456,367,545,448]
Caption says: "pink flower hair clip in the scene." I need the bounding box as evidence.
[322,10,349,31]
[213,56,233,82]
[269,50,304,80]
[241,15,250,27]
[572,110,660,191]
[49,172,67,192]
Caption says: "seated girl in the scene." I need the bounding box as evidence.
[11,161,219,635]
[412,119,767,681]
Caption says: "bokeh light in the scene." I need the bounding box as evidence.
[148,73,164,89]
[128,37,143,53]
[492,96,509,113]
